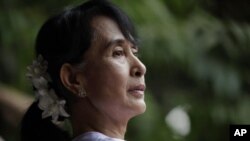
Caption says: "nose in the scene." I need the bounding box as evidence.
[130,56,146,77]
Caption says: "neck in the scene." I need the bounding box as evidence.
[71,98,129,139]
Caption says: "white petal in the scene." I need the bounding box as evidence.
[59,106,70,117]
[32,77,48,89]
[38,94,53,110]
[48,89,59,100]
[42,109,52,119]
[37,89,48,96]
[51,111,59,122]
[59,100,66,105]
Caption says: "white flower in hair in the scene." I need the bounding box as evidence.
[39,89,70,123]
[26,55,50,90]
[26,55,50,81]
[27,54,70,123]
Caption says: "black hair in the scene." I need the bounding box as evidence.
[21,0,137,141]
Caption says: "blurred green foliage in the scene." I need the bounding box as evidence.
[1,0,250,141]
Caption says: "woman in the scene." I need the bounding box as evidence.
[21,0,146,141]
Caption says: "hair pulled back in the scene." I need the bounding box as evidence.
[21,0,137,141]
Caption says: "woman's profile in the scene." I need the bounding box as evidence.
[21,0,146,141]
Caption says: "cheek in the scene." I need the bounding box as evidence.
[85,63,130,115]
[84,60,146,118]
[85,60,129,98]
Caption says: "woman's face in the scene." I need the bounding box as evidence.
[80,16,146,121]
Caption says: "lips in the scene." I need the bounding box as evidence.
[128,84,146,98]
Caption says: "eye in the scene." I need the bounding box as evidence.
[133,51,139,57]
[112,47,124,57]
[132,48,139,57]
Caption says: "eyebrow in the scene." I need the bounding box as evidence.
[105,38,138,50]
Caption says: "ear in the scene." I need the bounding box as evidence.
[60,63,84,96]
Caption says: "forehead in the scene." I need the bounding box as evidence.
[91,16,125,42]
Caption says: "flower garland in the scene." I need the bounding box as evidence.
[26,55,70,124]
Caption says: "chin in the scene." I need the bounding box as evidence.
[132,101,146,117]
[139,102,146,114]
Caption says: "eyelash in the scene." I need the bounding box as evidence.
[113,50,124,57]
[133,51,139,57]
[112,47,139,57]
